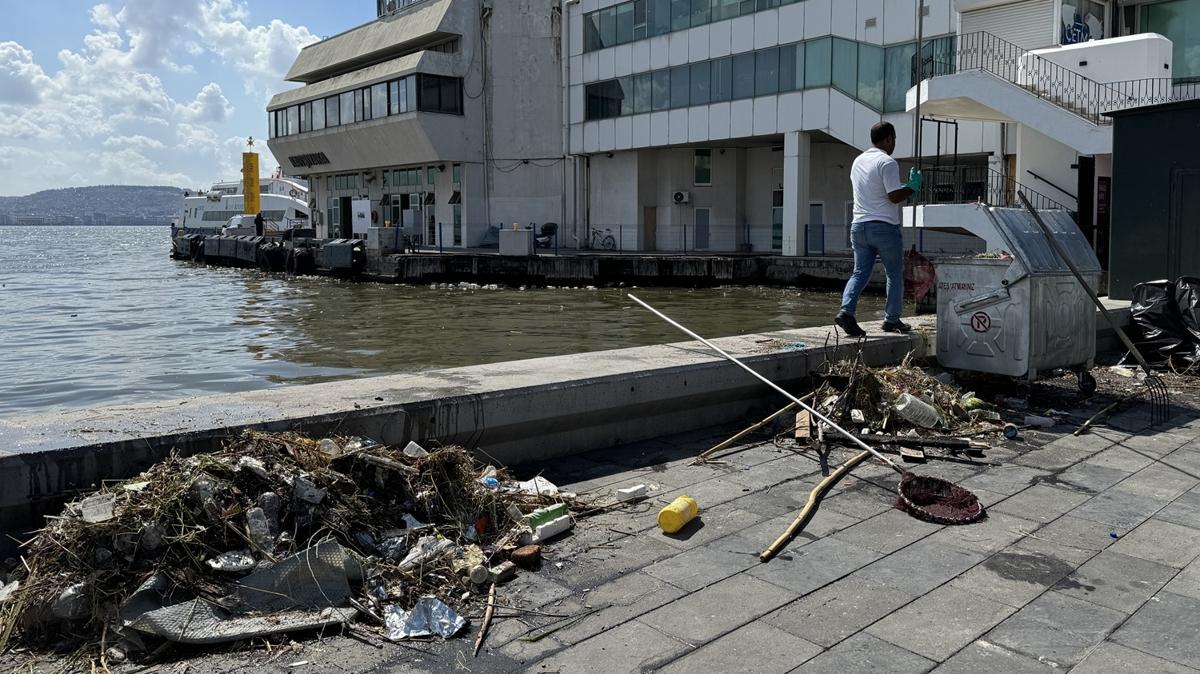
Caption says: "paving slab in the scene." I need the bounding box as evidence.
[653,506,768,551]
[1013,445,1093,471]
[1158,444,1200,476]
[1069,489,1166,532]
[1118,430,1192,456]
[1080,446,1157,473]
[821,482,900,520]
[831,508,944,555]
[1054,462,1133,493]
[790,633,936,673]
[548,526,680,589]
[1029,515,1119,558]
[1109,518,1200,568]
[1111,591,1200,669]
[948,545,1080,609]
[643,532,762,592]
[958,465,1048,496]
[927,511,1038,555]
[545,571,688,647]
[1113,463,1200,503]
[1157,489,1200,529]
[855,539,986,597]
[984,590,1127,668]
[532,619,690,674]
[931,640,1056,673]
[1051,550,1176,613]
[1071,641,1198,674]
[990,485,1092,524]
[1045,432,1118,454]
[747,536,883,595]
[489,617,566,664]
[739,507,860,548]
[656,621,823,674]
[764,576,916,648]
[866,585,1016,662]
[638,574,793,643]
[1163,560,1200,601]
[652,475,765,514]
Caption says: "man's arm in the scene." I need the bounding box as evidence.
[884,161,922,203]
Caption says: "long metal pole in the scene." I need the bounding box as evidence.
[627,294,905,474]
[915,0,925,166]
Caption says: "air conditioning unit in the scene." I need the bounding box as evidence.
[672,190,691,204]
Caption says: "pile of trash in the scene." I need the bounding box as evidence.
[0,432,581,663]
[808,354,1001,435]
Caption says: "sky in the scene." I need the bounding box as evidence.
[0,1,374,196]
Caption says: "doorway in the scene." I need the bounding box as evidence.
[1170,169,1200,280]
[338,197,352,239]
[808,202,825,255]
[642,207,657,251]
[694,208,710,250]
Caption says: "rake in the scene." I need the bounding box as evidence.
[1017,193,1171,425]
[626,294,986,560]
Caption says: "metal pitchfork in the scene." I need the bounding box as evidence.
[1017,192,1171,424]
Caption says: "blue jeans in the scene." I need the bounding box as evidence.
[840,221,904,323]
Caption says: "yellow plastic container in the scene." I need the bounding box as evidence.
[658,496,699,534]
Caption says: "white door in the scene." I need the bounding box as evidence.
[694,208,710,250]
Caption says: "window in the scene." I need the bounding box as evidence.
[586,80,625,119]
[341,91,354,125]
[1142,0,1200,80]
[453,204,462,245]
[671,0,690,31]
[584,12,602,51]
[372,82,388,119]
[618,77,635,115]
[711,57,733,102]
[634,0,648,39]
[415,74,464,114]
[427,166,438,185]
[299,103,310,133]
[732,52,755,99]
[883,43,917,112]
[713,0,739,21]
[268,111,276,138]
[691,0,710,26]
[287,105,299,135]
[616,3,634,43]
[634,72,652,113]
[313,98,325,130]
[406,76,417,112]
[649,0,670,36]
[832,38,858,97]
[670,64,690,108]
[389,80,401,115]
[453,164,462,184]
[327,96,340,127]
[772,189,784,251]
[805,37,832,88]
[779,44,802,91]
[690,61,710,106]
[599,6,617,47]
[355,88,365,122]
[857,43,884,110]
[652,69,671,110]
[694,149,712,185]
[756,47,780,96]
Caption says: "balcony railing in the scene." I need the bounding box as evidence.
[913,32,1200,125]
[915,165,1072,214]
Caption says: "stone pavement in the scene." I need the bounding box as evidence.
[157,402,1200,674]
[481,405,1200,674]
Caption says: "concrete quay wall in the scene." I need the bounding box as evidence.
[0,325,926,531]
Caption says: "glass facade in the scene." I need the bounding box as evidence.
[583,36,921,120]
[1142,0,1200,80]
[584,0,805,52]
[269,74,464,139]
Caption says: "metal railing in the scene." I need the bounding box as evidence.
[914,32,1200,125]
[916,164,1072,213]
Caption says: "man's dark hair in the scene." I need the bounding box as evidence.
[870,122,897,145]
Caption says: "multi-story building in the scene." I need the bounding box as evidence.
[267,0,566,245]
[270,0,1197,258]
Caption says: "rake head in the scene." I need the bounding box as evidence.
[1143,373,1172,426]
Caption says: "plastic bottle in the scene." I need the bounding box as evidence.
[894,393,942,428]
[658,496,699,534]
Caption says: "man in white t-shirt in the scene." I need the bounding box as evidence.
[835,122,923,337]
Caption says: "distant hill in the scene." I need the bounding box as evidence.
[0,185,183,225]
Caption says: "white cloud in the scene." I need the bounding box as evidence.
[0,42,53,104]
[0,2,319,195]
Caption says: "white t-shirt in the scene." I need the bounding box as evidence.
[851,147,904,225]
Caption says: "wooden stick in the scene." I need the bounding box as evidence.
[1074,394,1134,436]
[760,450,872,563]
[692,396,812,465]
[473,583,497,658]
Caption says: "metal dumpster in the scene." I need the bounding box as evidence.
[936,207,1101,390]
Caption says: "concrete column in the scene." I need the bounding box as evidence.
[782,131,812,257]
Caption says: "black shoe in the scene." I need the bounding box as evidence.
[835,313,867,338]
[882,320,913,334]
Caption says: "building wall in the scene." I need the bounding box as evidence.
[1015,125,1079,210]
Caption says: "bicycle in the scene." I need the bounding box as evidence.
[589,228,617,251]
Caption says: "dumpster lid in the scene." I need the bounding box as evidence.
[989,208,1101,274]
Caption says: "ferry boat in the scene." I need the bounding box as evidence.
[173,174,311,236]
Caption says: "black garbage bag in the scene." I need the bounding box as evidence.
[1174,277,1200,347]
[1130,280,1196,365]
